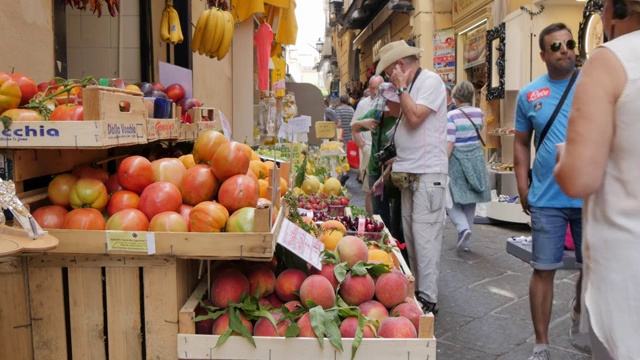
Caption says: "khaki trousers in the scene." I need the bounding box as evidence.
[400,173,447,303]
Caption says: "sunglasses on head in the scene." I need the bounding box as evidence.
[549,39,576,52]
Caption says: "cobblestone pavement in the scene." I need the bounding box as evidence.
[344,170,591,359]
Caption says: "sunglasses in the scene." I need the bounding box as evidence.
[549,39,576,52]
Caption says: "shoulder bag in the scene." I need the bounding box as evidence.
[457,108,486,147]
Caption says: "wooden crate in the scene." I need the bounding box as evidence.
[0,254,201,360]
[0,86,148,149]
[176,247,436,359]
[147,103,180,141]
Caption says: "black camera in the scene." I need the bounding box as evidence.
[374,142,396,166]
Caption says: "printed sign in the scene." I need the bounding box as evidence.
[107,231,156,254]
[315,121,336,139]
[276,218,324,270]
[463,26,487,69]
[433,28,456,84]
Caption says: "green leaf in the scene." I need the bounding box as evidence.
[246,309,275,322]
[228,308,256,347]
[324,310,343,352]
[334,262,349,284]
[335,295,350,308]
[0,116,12,131]
[321,249,340,265]
[215,328,233,348]
[337,307,360,319]
[285,323,301,338]
[351,313,366,360]
[295,155,308,188]
[350,261,368,276]
[309,306,327,348]
[366,263,391,277]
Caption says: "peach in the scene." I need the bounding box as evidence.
[212,312,253,335]
[391,301,423,333]
[257,297,272,308]
[299,274,336,309]
[265,293,283,309]
[253,312,291,337]
[309,263,339,291]
[245,264,276,298]
[210,270,250,308]
[339,317,376,338]
[195,299,214,334]
[296,312,317,338]
[283,300,304,313]
[378,317,417,338]
[275,269,307,302]
[335,236,369,267]
[358,300,389,324]
[339,272,375,306]
[375,272,409,308]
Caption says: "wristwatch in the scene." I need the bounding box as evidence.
[396,87,408,95]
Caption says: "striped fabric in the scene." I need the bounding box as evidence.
[335,104,355,141]
[447,106,484,147]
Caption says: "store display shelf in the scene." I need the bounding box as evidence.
[485,201,530,224]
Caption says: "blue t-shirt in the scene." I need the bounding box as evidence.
[515,73,582,208]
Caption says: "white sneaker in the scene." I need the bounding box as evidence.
[569,298,592,354]
[457,229,471,251]
[528,349,550,360]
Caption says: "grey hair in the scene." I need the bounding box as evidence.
[452,80,475,104]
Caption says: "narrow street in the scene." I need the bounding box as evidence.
[345,170,590,359]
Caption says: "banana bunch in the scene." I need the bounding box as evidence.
[191,8,235,60]
[160,3,183,45]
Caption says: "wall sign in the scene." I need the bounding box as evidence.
[433,28,456,84]
[463,26,486,69]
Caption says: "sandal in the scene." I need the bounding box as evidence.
[416,294,439,315]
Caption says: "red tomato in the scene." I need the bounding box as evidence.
[72,165,109,183]
[151,158,186,188]
[105,174,123,193]
[47,173,79,208]
[32,205,68,229]
[180,165,219,206]
[189,201,229,232]
[10,73,38,106]
[149,211,189,232]
[105,209,149,231]
[50,104,83,121]
[117,156,154,194]
[69,178,109,211]
[62,208,106,230]
[138,182,183,220]
[178,204,193,224]
[107,190,140,216]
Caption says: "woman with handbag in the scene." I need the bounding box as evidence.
[446,81,491,251]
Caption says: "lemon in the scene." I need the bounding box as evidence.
[301,175,320,194]
[323,177,342,196]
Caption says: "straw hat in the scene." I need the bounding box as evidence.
[375,40,424,74]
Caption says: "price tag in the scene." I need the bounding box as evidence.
[107,232,156,254]
[218,110,232,140]
[288,116,311,133]
[315,122,336,139]
[306,210,314,218]
[277,218,324,270]
[357,216,366,236]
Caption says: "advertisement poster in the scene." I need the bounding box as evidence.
[463,26,487,69]
[433,28,456,84]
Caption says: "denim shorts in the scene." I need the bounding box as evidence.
[530,207,583,270]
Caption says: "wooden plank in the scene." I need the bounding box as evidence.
[67,267,107,360]
[177,334,437,360]
[178,278,209,335]
[28,254,175,268]
[7,149,109,182]
[27,266,68,359]
[0,256,22,274]
[105,267,143,360]
[418,311,435,339]
[143,263,180,360]
[0,258,33,360]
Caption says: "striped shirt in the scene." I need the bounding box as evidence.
[447,106,484,147]
[335,104,355,142]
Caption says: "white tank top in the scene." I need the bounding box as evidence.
[583,30,640,360]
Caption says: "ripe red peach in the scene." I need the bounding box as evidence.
[210,269,250,308]
[253,312,291,337]
[299,274,336,309]
[339,316,376,338]
[274,269,307,302]
[375,271,409,308]
[378,316,417,338]
[296,312,317,338]
[309,263,339,291]
[335,235,369,267]
[358,300,389,324]
[391,301,424,333]
[244,263,276,298]
[211,312,253,335]
[339,272,375,306]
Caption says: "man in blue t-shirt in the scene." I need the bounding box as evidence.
[514,23,588,360]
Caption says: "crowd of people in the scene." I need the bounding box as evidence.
[321,1,639,358]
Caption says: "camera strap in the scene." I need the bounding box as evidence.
[388,67,422,145]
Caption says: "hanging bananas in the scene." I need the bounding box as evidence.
[160,3,183,45]
[191,7,235,60]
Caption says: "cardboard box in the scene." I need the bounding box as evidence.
[0,86,148,149]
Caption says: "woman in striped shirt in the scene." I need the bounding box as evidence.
[446,81,491,251]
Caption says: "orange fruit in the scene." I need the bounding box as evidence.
[320,220,347,234]
[249,160,268,180]
[368,249,394,268]
[258,179,268,198]
[251,151,261,161]
[279,177,288,196]
[263,161,276,177]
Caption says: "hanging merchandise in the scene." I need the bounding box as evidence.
[191,6,235,60]
[255,23,274,92]
[264,0,290,9]
[275,0,298,45]
[230,0,264,23]
[160,2,184,45]
[271,44,286,98]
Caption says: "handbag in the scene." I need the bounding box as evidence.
[457,108,486,147]
[528,69,579,187]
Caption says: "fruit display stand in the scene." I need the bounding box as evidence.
[147,102,181,142]
[175,247,436,360]
[0,86,149,149]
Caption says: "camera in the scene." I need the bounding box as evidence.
[374,142,396,166]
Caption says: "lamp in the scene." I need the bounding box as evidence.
[316,38,324,53]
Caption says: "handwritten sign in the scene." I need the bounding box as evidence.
[288,116,311,133]
[315,121,336,139]
[107,231,156,254]
[276,218,324,270]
